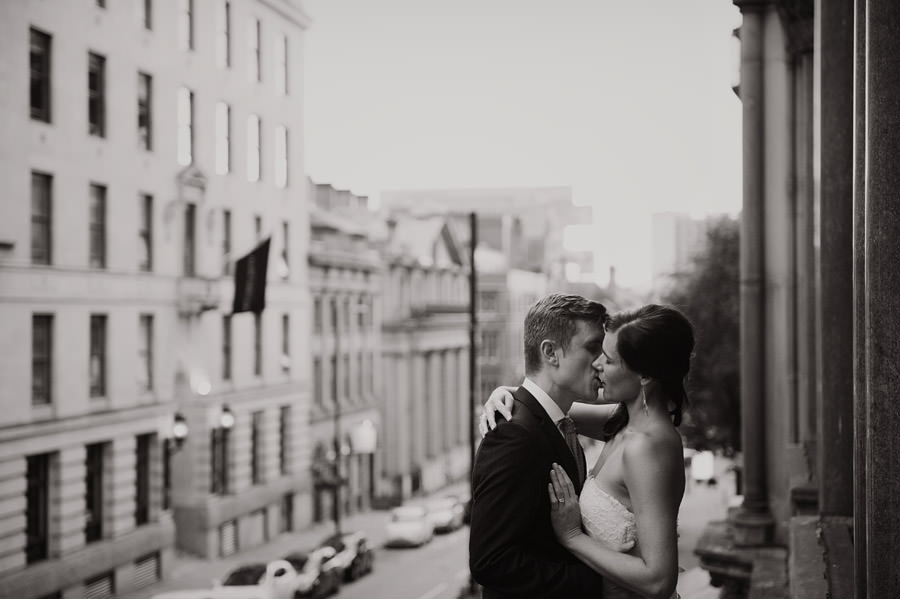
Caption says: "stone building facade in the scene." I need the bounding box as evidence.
[0,1,312,596]
[306,180,382,526]
[379,215,471,500]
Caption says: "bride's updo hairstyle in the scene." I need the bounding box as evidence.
[601,304,695,440]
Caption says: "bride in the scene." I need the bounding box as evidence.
[482,304,692,599]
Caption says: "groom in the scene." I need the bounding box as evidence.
[469,294,608,598]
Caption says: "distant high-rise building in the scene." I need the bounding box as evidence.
[651,212,716,294]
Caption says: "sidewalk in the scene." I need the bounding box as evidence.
[134,481,471,599]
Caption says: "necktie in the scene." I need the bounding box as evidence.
[558,416,586,485]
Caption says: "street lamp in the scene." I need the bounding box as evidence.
[219,404,235,430]
[171,412,190,450]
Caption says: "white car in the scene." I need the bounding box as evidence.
[426,496,465,533]
[149,550,340,599]
[384,505,434,548]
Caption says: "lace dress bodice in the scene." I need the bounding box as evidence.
[579,472,680,599]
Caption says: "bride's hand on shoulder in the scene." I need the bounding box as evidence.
[478,386,516,437]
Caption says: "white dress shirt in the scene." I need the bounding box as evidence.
[522,378,567,440]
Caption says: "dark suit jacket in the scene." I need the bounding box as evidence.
[469,386,604,599]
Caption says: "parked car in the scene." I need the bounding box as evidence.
[150,558,315,599]
[317,530,375,581]
[426,496,465,533]
[282,546,343,598]
[384,505,434,548]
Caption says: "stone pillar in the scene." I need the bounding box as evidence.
[57,446,86,555]
[409,353,426,471]
[458,348,470,452]
[0,457,26,574]
[426,352,442,458]
[733,0,775,546]
[443,350,457,450]
[109,436,136,537]
[856,1,900,595]
[814,0,855,519]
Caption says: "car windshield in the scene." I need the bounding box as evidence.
[283,553,309,571]
[392,507,426,522]
[222,564,267,586]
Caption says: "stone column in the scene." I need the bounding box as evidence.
[409,353,427,471]
[109,436,137,537]
[732,0,775,546]
[426,352,442,458]
[814,0,855,519]
[856,1,900,594]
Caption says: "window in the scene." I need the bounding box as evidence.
[248,18,261,82]
[89,315,107,397]
[357,296,367,328]
[222,209,232,275]
[88,52,106,137]
[253,313,262,376]
[178,0,193,51]
[177,87,193,165]
[280,493,293,533]
[358,354,364,398]
[251,411,263,484]
[138,315,153,392]
[329,356,337,405]
[136,0,152,30]
[215,102,230,174]
[30,28,51,122]
[274,125,287,188]
[89,184,106,268]
[481,329,500,359]
[135,434,153,526]
[222,315,232,380]
[280,221,289,278]
[275,34,288,95]
[138,194,153,271]
[254,215,262,240]
[210,428,229,495]
[32,315,53,405]
[85,442,107,543]
[183,203,196,276]
[281,313,290,374]
[137,72,152,150]
[96,0,105,7]
[216,0,231,68]
[479,291,499,312]
[279,406,290,475]
[26,453,51,563]
[313,357,323,407]
[313,298,322,333]
[343,355,350,399]
[246,114,260,181]
[330,299,339,332]
[31,172,52,265]
[162,439,172,510]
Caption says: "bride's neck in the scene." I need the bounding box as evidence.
[622,393,667,430]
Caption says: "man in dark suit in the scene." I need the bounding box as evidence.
[470,294,608,598]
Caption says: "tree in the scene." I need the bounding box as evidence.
[664,217,741,454]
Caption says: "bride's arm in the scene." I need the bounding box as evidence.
[567,403,618,440]
[561,435,682,598]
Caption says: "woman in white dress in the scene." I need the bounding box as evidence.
[482,304,693,599]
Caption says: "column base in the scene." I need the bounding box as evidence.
[732,506,775,547]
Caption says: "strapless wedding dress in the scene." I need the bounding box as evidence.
[579,475,680,599]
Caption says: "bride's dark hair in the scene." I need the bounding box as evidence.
[601,304,695,440]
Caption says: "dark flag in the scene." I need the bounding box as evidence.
[232,237,271,314]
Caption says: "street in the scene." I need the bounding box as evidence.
[340,529,470,599]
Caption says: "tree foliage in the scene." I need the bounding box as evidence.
[664,217,741,454]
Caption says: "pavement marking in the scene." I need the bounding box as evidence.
[417,582,448,599]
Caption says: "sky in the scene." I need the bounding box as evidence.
[302,0,743,289]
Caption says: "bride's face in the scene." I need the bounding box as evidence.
[593,330,641,404]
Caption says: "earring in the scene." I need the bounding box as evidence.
[641,385,649,416]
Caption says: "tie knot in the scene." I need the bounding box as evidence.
[558,417,576,435]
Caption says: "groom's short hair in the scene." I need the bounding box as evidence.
[523,293,608,374]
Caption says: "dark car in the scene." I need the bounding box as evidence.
[221,563,267,586]
[317,531,375,581]
[283,546,342,598]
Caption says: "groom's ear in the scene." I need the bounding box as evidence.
[540,339,559,367]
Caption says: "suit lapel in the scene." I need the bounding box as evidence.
[513,387,583,493]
